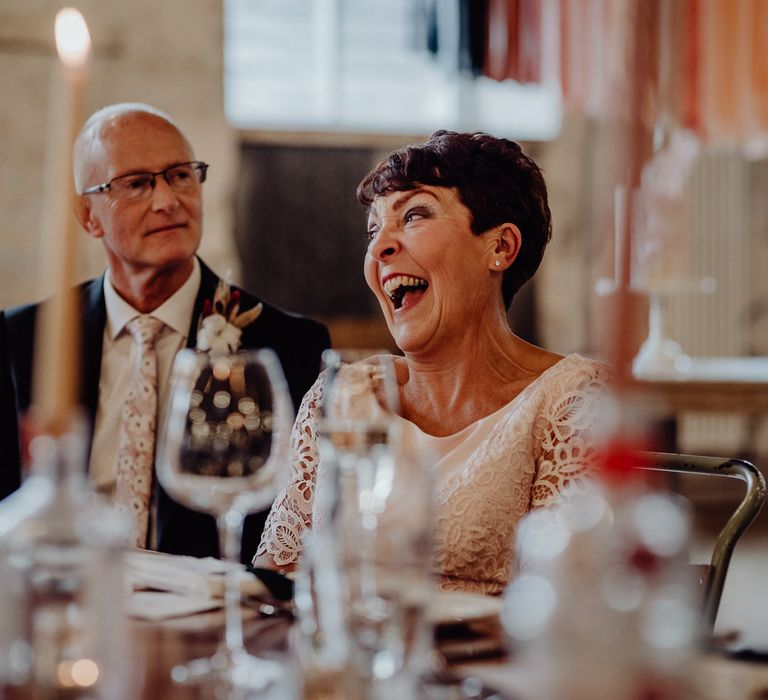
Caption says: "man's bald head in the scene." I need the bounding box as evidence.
[73,103,203,310]
[73,103,193,193]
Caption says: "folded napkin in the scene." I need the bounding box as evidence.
[124,549,268,599]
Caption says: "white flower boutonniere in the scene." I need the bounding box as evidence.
[196,280,263,354]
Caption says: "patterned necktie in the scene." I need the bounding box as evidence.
[115,315,165,548]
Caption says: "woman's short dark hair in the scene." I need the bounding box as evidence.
[356,130,552,307]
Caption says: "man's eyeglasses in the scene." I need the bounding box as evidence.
[82,161,209,202]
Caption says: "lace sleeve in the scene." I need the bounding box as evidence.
[253,374,325,567]
[529,361,610,508]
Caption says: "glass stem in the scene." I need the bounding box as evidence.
[217,510,245,656]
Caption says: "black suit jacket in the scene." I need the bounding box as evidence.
[0,259,330,563]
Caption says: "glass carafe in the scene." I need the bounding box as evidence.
[0,414,133,699]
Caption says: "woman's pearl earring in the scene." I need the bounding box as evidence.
[494,260,501,267]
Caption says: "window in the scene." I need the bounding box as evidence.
[224,0,562,139]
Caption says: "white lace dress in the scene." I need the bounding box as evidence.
[256,353,609,594]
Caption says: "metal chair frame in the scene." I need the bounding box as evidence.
[638,452,766,629]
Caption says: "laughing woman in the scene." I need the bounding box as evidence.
[254,131,608,594]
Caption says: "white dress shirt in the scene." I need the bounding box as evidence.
[89,259,201,496]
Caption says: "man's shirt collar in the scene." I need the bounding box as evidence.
[104,258,202,340]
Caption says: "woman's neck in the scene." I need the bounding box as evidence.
[398,326,562,437]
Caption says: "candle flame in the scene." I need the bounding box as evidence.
[55,8,91,68]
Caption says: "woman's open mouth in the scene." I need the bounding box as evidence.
[383,274,429,310]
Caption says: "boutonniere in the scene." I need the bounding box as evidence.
[197,280,263,354]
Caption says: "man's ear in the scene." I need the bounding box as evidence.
[488,223,522,272]
[75,195,103,239]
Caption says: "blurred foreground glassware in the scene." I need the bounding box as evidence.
[294,529,361,700]
[503,402,699,700]
[317,349,434,697]
[0,413,133,699]
[157,348,293,692]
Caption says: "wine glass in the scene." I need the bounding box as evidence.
[315,349,401,531]
[156,348,293,691]
[316,349,433,689]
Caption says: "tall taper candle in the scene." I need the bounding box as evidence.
[32,9,91,434]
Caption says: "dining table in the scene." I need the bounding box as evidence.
[125,598,768,700]
[129,606,292,699]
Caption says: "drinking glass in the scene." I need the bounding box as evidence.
[316,349,433,691]
[0,416,134,698]
[157,348,293,691]
[293,528,361,699]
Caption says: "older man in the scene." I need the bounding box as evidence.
[0,103,330,561]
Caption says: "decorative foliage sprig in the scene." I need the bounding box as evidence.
[197,280,262,354]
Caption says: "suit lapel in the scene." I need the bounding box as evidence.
[79,277,106,450]
[186,258,220,350]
